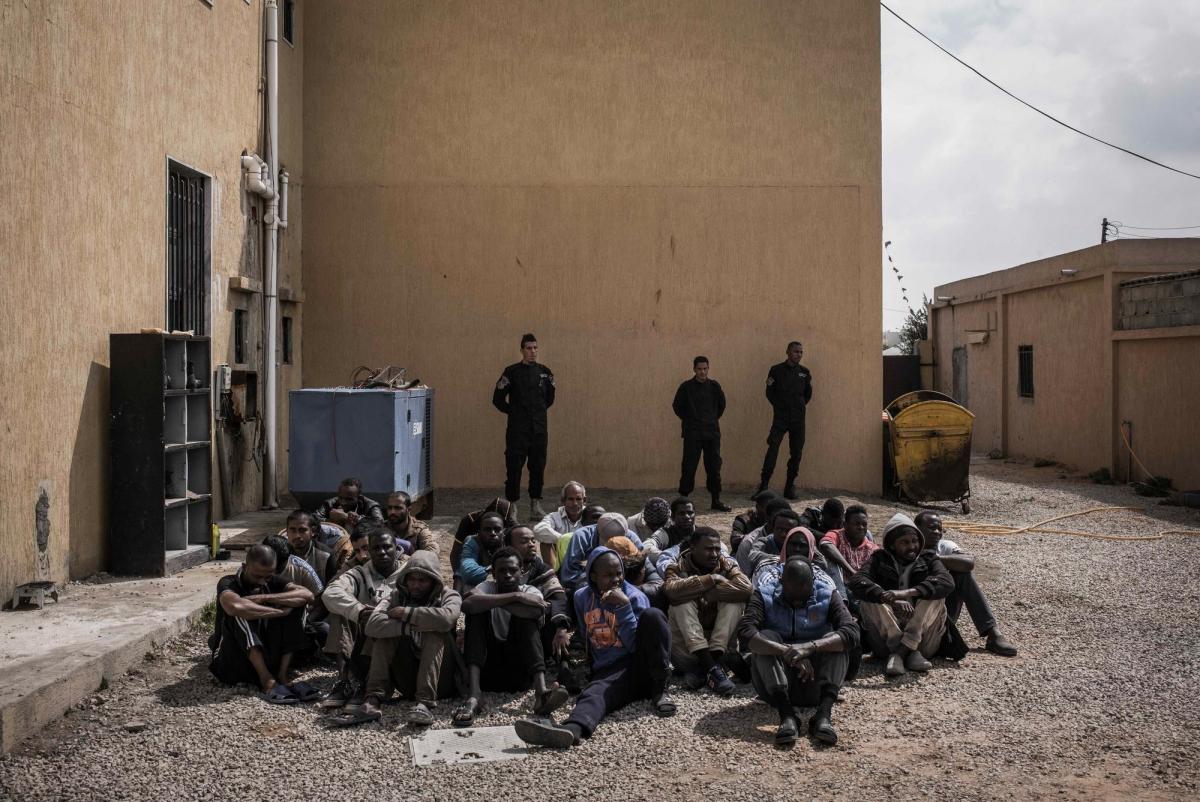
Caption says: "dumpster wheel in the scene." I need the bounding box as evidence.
[961,499,971,515]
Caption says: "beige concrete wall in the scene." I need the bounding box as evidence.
[931,298,1002,453]
[1003,278,1109,470]
[301,0,883,492]
[0,0,303,601]
[1115,336,1200,490]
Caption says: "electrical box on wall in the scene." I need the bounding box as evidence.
[216,364,232,392]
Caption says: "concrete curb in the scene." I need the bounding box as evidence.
[0,561,234,753]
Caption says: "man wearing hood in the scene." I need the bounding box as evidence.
[663,527,751,696]
[848,513,954,677]
[514,546,676,748]
[628,497,671,543]
[559,512,644,592]
[351,551,462,726]
[319,525,405,709]
[738,559,858,746]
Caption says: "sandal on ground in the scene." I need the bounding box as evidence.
[326,705,382,728]
[288,681,322,703]
[263,684,298,705]
[651,692,677,717]
[408,702,435,726]
[532,686,569,716]
[451,697,482,727]
[775,716,799,746]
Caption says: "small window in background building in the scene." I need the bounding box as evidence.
[1018,345,1034,398]
[283,0,295,44]
[234,309,247,364]
[282,316,293,364]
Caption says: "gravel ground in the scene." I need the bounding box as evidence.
[3,458,1199,801]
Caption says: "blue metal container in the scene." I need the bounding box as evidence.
[288,387,434,510]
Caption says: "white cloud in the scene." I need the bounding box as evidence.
[881,0,1200,328]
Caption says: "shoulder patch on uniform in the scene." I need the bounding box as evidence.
[546,374,556,386]
[766,376,775,386]
[496,375,510,390]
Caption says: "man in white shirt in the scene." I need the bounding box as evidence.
[914,511,1017,657]
[533,481,588,566]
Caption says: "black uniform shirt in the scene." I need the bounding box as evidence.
[493,361,555,432]
[672,377,726,437]
[765,361,813,420]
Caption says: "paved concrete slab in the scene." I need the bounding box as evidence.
[0,559,238,753]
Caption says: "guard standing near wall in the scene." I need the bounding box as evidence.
[758,341,813,500]
[673,356,731,512]
[493,333,555,520]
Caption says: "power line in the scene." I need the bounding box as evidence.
[881,2,1200,182]
[1114,222,1200,231]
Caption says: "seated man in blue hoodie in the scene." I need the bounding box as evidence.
[738,559,858,745]
[558,512,644,592]
[514,547,675,748]
[848,513,954,677]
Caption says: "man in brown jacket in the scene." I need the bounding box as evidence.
[663,526,751,696]
[385,491,438,555]
[351,551,462,726]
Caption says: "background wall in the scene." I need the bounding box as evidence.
[0,0,303,602]
[301,0,883,493]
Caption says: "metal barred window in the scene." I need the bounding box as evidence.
[1018,345,1034,398]
[167,162,208,335]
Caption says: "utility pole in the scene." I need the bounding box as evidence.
[1101,217,1109,244]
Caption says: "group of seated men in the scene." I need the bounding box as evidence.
[209,477,1016,747]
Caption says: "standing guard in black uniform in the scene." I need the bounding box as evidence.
[757,341,813,500]
[672,356,731,512]
[493,333,555,520]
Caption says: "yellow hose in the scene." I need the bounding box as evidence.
[944,506,1200,542]
[1120,423,1157,482]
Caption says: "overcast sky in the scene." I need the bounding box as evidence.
[880,0,1200,329]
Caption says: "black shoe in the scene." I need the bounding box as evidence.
[775,716,799,745]
[809,715,837,745]
[986,631,1018,656]
[753,483,768,499]
[783,485,799,500]
[710,499,732,512]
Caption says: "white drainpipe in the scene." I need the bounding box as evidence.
[263,0,280,509]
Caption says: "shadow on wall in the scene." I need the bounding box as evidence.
[69,361,110,579]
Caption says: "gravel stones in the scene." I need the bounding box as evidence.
[2,460,1198,800]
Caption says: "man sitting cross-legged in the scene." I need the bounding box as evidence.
[848,513,954,677]
[261,533,327,657]
[319,525,406,710]
[533,481,588,568]
[209,544,316,704]
[455,546,570,726]
[738,559,859,746]
[514,547,676,748]
[457,511,506,593]
[915,511,1017,656]
[343,552,462,727]
[663,526,751,696]
[385,491,437,555]
[286,509,337,586]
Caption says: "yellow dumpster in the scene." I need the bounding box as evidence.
[883,391,974,514]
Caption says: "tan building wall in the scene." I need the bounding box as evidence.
[301,0,883,492]
[0,0,304,602]
[931,240,1200,489]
